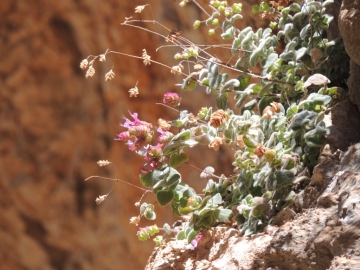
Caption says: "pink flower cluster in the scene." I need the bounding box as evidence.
[118,112,153,151]
[117,112,174,175]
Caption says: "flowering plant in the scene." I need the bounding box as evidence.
[82,0,348,246]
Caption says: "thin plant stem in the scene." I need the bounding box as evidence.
[85,175,150,192]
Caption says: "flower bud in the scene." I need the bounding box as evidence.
[211,1,221,7]
[208,29,215,35]
[265,149,276,163]
[179,1,186,7]
[212,18,219,26]
[148,225,160,236]
[193,20,201,29]
[163,92,180,107]
[232,3,242,13]
[153,235,163,246]
[137,228,150,241]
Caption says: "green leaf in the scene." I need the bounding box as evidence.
[231,38,241,56]
[235,74,251,91]
[307,1,321,8]
[208,193,223,206]
[157,190,175,206]
[300,24,310,39]
[230,14,243,24]
[259,2,270,12]
[222,78,240,90]
[241,99,257,114]
[235,88,253,108]
[221,26,236,39]
[170,152,189,167]
[140,171,159,188]
[274,170,295,188]
[144,209,156,220]
[216,94,228,110]
[296,47,307,60]
[322,0,334,7]
[289,3,301,12]
[187,229,198,243]
[172,130,191,142]
[250,48,262,67]
[163,223,172,235]
[214,208,233,221]
[280,51,295,60]
[176,230,186,240]
[243,133,258,148]
[263,53,278,69]
[140,203,157,220]
[286,105,298,120]
[252,5,260,14]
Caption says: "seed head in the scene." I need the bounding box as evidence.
[80,59,88,70]
[99,54,106,62]
[209,109,228,128]
[158,118,171,131]
[142,49,151,66]
[105,69,115,81]
[208,136,224,151]
[130,216,141,226]
[170,65,182,75]
[262,102,280,120]
[129,83,139,98]
[95,194,108,205]
[193,63,203,71]
[97,160,111,167]
[85,66,95,79]
[135,5,146,13]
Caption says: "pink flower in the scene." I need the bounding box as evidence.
[163,92,180,107]
[190,230,212,249]
[139,160,161,175]
[118,131,131,141]
[157,128,174,145]
[146,144,163,160]
[122,111,152,130]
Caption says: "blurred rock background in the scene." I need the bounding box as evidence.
[0,0,266,269]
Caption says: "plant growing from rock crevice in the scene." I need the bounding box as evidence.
[82,0,348,245]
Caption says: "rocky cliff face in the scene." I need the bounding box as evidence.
[0,1,267,269]
[146,143,360,270]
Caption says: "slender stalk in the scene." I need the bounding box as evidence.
[85,175,150,192]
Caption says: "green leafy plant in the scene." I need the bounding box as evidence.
[83,0,348,246]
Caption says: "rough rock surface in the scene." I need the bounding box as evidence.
[326,98,360,151]
[0,1,267,269]
[339,0,360,110]
[146,144,360,270]
[339,0,360,66]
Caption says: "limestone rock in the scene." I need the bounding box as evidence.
[339,0,360,110]
[145,144,360,270]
